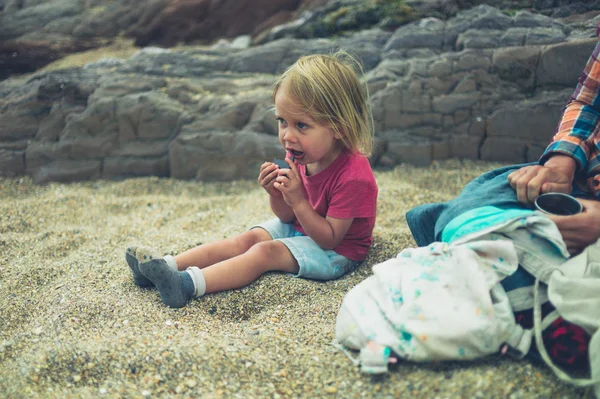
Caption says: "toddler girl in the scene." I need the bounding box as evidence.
[126,52,379,308]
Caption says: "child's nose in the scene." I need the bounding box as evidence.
[282,128,296,142]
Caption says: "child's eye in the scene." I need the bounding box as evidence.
[297,122,308,130]
[276,117,287,126]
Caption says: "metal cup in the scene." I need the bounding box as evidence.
[534,193,583,216]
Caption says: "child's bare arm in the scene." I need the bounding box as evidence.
[269,194,295,222]
[293,201,353,249]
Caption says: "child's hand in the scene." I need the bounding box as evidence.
[274,158,304,206]
[258,162,282,197]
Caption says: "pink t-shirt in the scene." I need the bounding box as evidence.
[292,150,378,261]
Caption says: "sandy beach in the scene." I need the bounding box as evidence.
[0,159,588,398]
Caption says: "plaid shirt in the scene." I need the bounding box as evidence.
[539,40,600,198]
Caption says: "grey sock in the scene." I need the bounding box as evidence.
[136,247,194,308]
[125,246,153,288]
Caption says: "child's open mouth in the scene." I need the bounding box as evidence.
[288,149,304,160]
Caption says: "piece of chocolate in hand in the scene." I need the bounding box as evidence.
[272,157,288,169]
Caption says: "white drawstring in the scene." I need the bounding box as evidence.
[330,339,360,366]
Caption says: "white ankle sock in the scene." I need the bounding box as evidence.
[185,267,206,298]
[163,255,178,271]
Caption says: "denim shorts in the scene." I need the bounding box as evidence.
[252,218,360,281]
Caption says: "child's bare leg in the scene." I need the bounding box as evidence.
[124,229,269,290]
[174,228,272,270]
[137,239,298,308]
[201,240,299,293]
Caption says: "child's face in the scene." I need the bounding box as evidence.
[274,82,343,174]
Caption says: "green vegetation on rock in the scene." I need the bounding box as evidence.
[301,0,420,38]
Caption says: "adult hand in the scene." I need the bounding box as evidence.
[274,158,305,207]
[258,161,282,197]
[507,155,576,205]
[548,198,600,256]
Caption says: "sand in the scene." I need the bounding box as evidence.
[0,159,589,398]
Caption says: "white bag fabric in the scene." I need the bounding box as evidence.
[336,240,525,363]
[335,206,600,396]
[534,239,600,397]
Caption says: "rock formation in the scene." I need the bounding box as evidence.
[1,1,600,183]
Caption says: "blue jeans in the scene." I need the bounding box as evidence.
[252,218,360,280]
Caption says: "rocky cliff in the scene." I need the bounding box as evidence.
[1,0,599,183]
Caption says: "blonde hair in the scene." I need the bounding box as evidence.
[272,51,374,156]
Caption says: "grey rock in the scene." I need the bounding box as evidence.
[492,46,541,90]
[479,136,529,163]
[0,0,84,40]
[432,92,480,114]
[445,5,513,49]
[84,58,125,70]
[383,18,445,52]
[486,91,570,142]
[116,92,183,141]
[536,38,598,87]
[1,2,600,181]
[449,133,481,160]
[499,28,527,47]
[229,39,294,75]
[525,26,566,45]
[103,155,169,179]
[454,50,492,72]
[513,10,564,29]
[25,140,68,172]
[456,29,501,50]
[0,147,25,177]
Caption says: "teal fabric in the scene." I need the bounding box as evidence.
[406,162,588,247]
[441,206,535,243]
